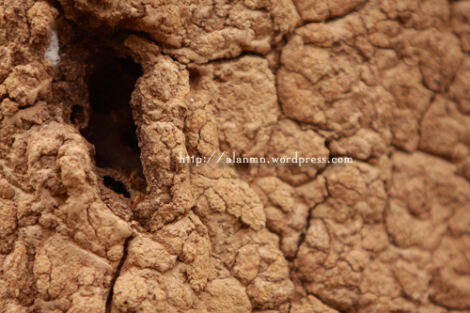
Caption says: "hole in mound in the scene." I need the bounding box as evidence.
[188,67,202,88]
[103,176,130,198]
[81,47,146,192]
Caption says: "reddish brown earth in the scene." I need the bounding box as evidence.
[0,0,470,312]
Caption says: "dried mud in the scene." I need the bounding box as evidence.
[0,0,470,312]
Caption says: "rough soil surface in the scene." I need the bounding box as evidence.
[1,0,470,312]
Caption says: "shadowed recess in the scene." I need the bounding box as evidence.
[103,176,130,198]
[81,47,145,192]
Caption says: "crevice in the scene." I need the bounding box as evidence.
[291,177,329,261]
[54,15,149,203]
[80,46,147,194]
[105,235,133,313]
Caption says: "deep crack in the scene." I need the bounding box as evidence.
[105,235,133,313]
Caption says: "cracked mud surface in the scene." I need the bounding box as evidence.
[1,0,470,312]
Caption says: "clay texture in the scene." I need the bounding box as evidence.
[0,0,469,312]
